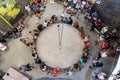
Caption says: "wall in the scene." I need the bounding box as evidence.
[95,0,120,27]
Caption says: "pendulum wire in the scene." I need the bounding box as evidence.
[58,24,61,46]
[59,23,64,49]
[57,23,64,50]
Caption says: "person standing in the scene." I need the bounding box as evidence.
[25,4,32,16]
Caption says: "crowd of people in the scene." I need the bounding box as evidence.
[0,0,47,52]
[0,0,120,79]
[0,18,26,51]
[9,0,120,78]
[60,0,119,79]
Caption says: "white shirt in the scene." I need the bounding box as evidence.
[68,71,73,76]
[75,3,81,9]
[25,5,31,12]
[101,52,108,58]
[61,13,65,17]
[43,22,48,27]
[101,27,108,34]
[82,1,86,5]
[98,73,106,80]
[73,0,78,4]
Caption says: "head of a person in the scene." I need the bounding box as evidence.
[45,20,47,22]
[87,35,90,38]
[69,17,72,19]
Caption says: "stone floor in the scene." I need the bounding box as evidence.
[0,3,118,80]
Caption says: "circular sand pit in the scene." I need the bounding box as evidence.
[36,23,84,68]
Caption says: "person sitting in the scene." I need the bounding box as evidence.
[65,6,77,15]
[36,58,42,64]
[66,69,73,76]
[96,72,107,80]
[18,19,25,29]
[40,62,47,72]
[33,29,39,36]
[60,12,65,22]
[20,38,29,46]
[37,24,43,32]
[100,26,108,35]
[79,58,85,65]
[73,21,79,29]
[96,51,108,60]
[32,53,38,63]
[81,52,88,63]
[101,41,109,50]
[26,63,34,71]
[68,17,73,25]
[19,63,33,72]
[43,20,48,29]
[19,65,28,72]
[79,27,84,38]
[89,60,103,68]
[50,67,61,76]
[92,12,99,19]
[85,42,90,49]
[64,17,69,24]
[95,35,104,45]
[33,0,38,4]
[95,18,101,30]
[29,42,35,49]
[83,35,90,43]
[35,7,43,18]
[48,19,55,26]
[71,63,81,72]
[51,15,58,22]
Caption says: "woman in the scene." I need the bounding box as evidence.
[83,35,90,43]
[101,41,109,50]
[51,67,61,76]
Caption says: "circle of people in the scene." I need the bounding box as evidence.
[0,0,119,79]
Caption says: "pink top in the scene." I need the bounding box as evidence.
[84,37,89,42]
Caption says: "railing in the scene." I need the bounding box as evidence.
[108,55,120,80]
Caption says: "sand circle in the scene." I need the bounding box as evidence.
[36,23,84,68]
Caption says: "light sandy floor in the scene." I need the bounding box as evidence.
[0,3,71,79]
[36,23,84,68]
[0,2,115,80]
